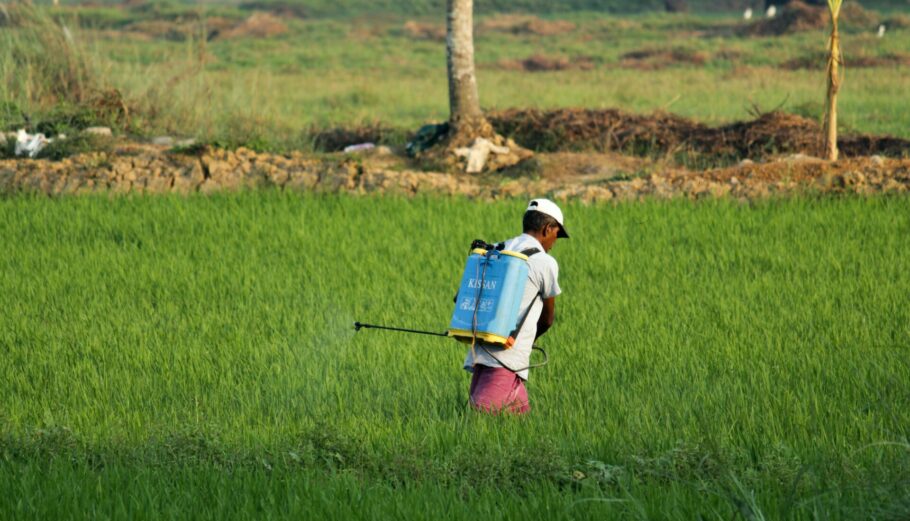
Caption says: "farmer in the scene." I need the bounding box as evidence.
[464,199,568,415]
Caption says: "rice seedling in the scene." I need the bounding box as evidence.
[1,193,908,519]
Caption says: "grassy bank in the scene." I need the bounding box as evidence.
[1,194,908,518]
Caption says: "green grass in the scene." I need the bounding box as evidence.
[96,14,910,149]
[1,193,909,519]
[3,461,615,520]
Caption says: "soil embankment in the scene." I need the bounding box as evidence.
[2,144,908,202]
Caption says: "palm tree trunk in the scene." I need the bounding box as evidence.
[446,0,489,141]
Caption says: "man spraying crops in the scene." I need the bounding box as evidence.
[463,199,567,415]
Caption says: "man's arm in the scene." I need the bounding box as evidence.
[535,297,556,339]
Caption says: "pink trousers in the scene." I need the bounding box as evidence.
[469,365,530,415]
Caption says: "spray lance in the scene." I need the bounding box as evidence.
[353,240,549,373]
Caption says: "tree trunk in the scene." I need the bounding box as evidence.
[824,16,840,161]
[446,0,491,142]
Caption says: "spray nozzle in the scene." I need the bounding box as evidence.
[353,321,363,332]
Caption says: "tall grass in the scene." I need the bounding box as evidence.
[0,2,93,105]
[0,2,115,133]
[0,2,212,139]
[1,194,908,518]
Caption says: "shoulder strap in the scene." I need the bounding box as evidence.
[520,247,541,257]
[508,293,540,343]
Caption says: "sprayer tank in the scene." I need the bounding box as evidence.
[448,249,530,346]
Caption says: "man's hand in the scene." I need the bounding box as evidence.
[535,297,556,340]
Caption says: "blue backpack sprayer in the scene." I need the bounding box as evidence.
[354,240,549,373]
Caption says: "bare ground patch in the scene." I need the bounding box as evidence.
[618,47,708,70]
[402,20,446,41]
[478,15,576,36]
[214,12,288,40]
[493,54,596,72]
[399,15,576,42]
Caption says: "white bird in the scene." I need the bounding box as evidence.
[877,24,886,38]
[744,7,753,20]
[766,5,777,18]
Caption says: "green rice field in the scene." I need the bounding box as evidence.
[2,193,909,519]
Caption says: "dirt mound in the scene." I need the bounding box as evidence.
[494,54,596,72]
[713,111,822,157]
[780,52,910,70]
[127,13,283,42]
[838,135,910,159]
[478,15,575,36]
[402,20,446,41]
[664,0,689,13]
[238,2,308,19]
[490,108,700,154]
[713,49,744,62]
[122,17,235,41]
[619,48,707,70]
[884,14,910,29]
[840,3,881,28]
[743,1,828,36]
[743,1,881,36]
[216,12,288,40]
[488,108,910,161]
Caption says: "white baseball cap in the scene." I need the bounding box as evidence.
[526,198,569,238]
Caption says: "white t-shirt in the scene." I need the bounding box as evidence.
[463,234,561,380]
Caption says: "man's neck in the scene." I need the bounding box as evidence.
[523,232,547,251]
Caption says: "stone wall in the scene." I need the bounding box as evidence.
[2,146,908,202]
